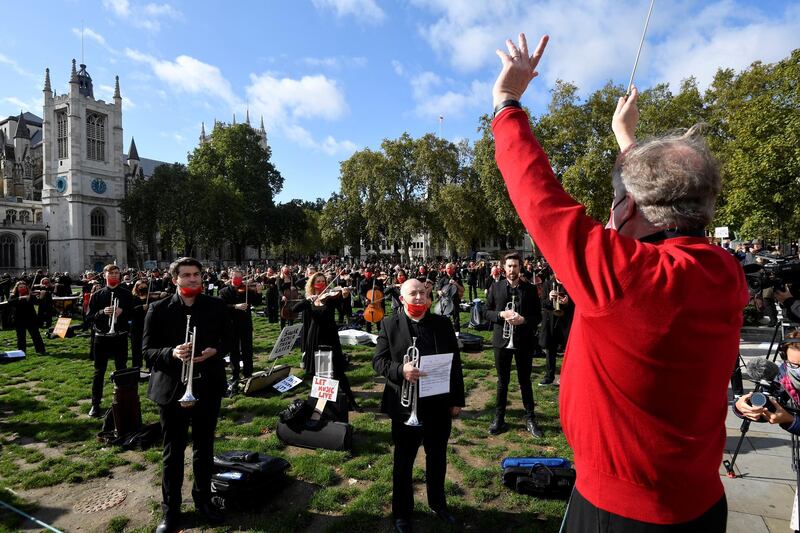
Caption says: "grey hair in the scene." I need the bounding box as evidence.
[611,124,721,231]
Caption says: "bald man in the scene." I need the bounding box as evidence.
[373,279,465,533]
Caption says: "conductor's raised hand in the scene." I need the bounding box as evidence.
[493,33,549,107]
[612,86,639,151]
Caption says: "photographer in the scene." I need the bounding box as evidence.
[776,286,800,324]
[735,330,800,433]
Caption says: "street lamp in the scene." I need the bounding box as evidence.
[45,224,50,271]
[21,229,26,273]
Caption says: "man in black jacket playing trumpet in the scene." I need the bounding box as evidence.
[373,278,465,533]
[483,252,543,437]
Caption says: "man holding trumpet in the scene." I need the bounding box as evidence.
[86,264,132,418]
[372,278,465,533]
[143,257,230,533]
[483,252,542,437]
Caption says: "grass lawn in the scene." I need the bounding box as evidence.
[0,297,570,532]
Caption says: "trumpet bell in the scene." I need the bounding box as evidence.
[404,412,422,427]
[179,391,197,408]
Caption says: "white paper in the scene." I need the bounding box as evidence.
[418,353,453,398]
[273,374,302,393]
[791,488,798,530]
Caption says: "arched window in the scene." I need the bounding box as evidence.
[29,236,46,268]
[34,211,42,223]
[19,211,30,225]
[90,208,106,237]
[86,112,106,161]
[5,210,16,224]
[0,234,16,268]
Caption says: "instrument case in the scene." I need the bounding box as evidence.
[211,451,290,510]
[501,457,575,498]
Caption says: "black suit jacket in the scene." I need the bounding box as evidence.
[143,293,230,406]
[373,310,465,421]
[484,279,541,351]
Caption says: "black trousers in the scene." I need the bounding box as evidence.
[542,327,567,382]
[130,327,143,369]
[92,335,128,406]
[338,298,352,324]
[450,309,460,332]
[564,488,727,532]
[468,283,477,301]
[391,416,451,519]
[159,393,221,518]
[229,321,254,381]
[16,324,45,354]
[280,317,294,328]
[494,347,534,416]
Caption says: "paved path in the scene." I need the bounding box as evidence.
[726,337,797,532]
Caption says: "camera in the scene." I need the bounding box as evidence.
[749,391,777,413]
[744,259,800,292]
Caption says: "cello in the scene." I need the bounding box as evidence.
[363,278,384,324]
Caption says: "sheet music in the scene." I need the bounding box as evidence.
[418,353,453,398]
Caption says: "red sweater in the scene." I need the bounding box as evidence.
[493,108,748,524]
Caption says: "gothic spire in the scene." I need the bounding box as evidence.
[259,115,266,133]
[114,76,121,99]
[245,106,250,125]
[14,112,30,140]
[44,68,51,92]
[200,122,206,141]
[70,59,78,83]
[232,113,236,125]
[128,137,139,161]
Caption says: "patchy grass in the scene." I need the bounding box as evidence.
[0,296,570,531]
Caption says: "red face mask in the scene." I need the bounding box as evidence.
[406,302,428,319]
[232,277,243,287]
[397,275,406,283]
[313,282,327,292]
[179,286,203,298]
[419,267,426,275]
[446,268,455,276]
[364,272,373,279]
[106,278,120,288]
[18,287,29,296]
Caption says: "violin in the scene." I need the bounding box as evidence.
[363,279,385,323]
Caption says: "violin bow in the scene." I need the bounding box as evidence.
[627,0,656,96]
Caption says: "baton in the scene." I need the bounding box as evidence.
[627,0,656,95]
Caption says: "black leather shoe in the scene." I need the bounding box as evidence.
[196,500,225,524]
[538,377,554,386]
[526,417,544,438]
[88,404,102,418]
[433,507,459,527]
[155,515,179,533]
[488,416,508,435]
[394,518,413,533]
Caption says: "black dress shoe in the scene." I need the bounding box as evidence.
[196,500,225,524]
[488,416,508,435]
[88,404,102,418]
[538,377,554,386]
[526,417,544,438]
[433,507,459,527]
[155,515,179,533]
[394,518,413,533]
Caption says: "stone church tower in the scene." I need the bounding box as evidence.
[41,60,127,273]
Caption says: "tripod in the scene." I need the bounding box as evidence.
[723,319,784,477]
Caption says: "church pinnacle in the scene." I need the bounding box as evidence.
[44,68,51,92]
[70,59,78,83]
[114,76,121,99]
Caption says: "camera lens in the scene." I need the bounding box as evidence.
[751,392,769,409]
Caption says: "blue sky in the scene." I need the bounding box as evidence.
[1,0,798,202]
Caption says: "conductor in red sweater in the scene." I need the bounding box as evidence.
[491,34,748,531]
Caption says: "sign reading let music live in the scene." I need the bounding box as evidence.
[310,376,339,401]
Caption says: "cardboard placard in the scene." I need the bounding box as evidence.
[273,374,303,393]
[53,317,72,339]
[310,376,339,401]
[269,324,304,361]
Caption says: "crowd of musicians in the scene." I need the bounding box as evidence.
[5,254,570,533]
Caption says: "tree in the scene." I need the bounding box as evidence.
[188,123,283,262]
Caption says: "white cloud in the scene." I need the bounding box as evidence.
[102,0,180,31]
[97,84,135,110]
[0,53,37,79]
[71,27,118,56]
[410,72,490,118]
[247,73,356,155]
[312,0,386,24]
[1,96,41,113]
[411,0,800,93]
[302,56,368,69]
[125,48,239,106]
[391,59,404,76]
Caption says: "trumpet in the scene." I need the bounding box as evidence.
[179,315,198,408]
[552,281,564,317]
[400,337,422,427]
[108,296,119,335]
[503,295,517,350]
